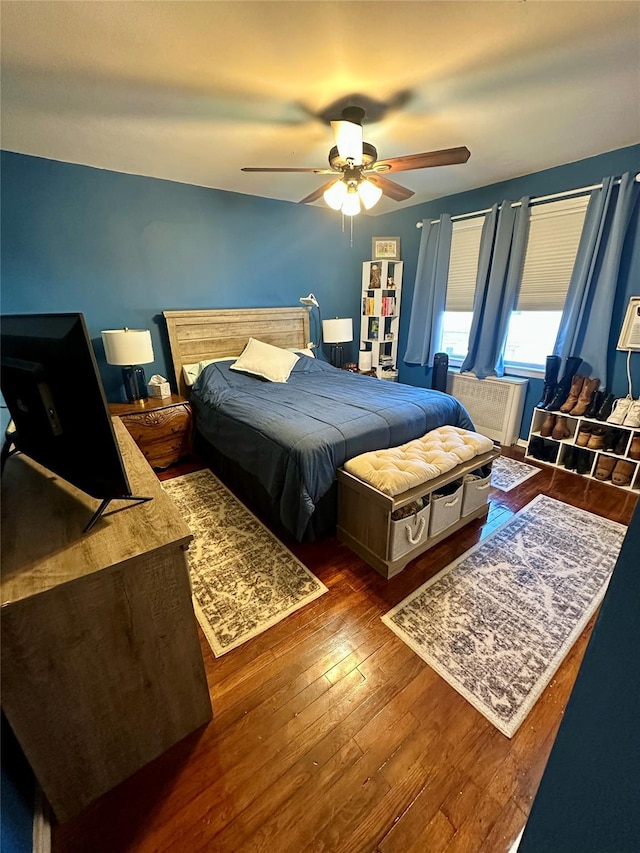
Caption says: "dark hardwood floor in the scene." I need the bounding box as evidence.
[53,447,636,853]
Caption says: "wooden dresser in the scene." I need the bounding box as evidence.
[1,418,212,822]
[109,394,192,469]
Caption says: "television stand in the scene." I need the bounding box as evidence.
[1,418,212,822]
[84,493,153,533]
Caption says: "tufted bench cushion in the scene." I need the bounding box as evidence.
[343,426,494,496]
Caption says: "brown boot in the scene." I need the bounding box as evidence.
[570,377,601,416]
[612,459,635,486]
[560,375,585,413]
[629,435,640,460]
[540,413,556,437]
[587,427,606,450]
[595,455,616,481]
[552,416,572,440]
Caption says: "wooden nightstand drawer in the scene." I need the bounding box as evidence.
[110,396,193,470]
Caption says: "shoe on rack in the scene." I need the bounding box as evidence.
[575,449,594,475]
[611,459,635,487]
[528,436,545,460]
[587,427,606,450]
[614,431,630,456]
[603,428,620,452]
[540,413,556,437]
[560,375,585,413]
[576,424,592,447]
[629,435,640,461]
[607,397,633,425]
[595,455,616,481]
[570,377,601,417]
[552,416,572,440]
[583,389,603,420]
[545,356,583,411]
[563,445,578,470]
[622,399,640,428]
[595,392,615,421]
[542,440,558,463]
[536,355,562,408]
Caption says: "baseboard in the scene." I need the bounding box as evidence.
[516,438,528,448]
[508,827,525,852]
[32,787,51,853]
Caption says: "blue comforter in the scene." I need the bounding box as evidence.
[191,357,473,540]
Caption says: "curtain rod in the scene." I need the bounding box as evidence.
[416,171,640,228]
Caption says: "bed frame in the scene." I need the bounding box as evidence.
[163,307,311,397]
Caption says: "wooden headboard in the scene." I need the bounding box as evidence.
[163,307,311,397]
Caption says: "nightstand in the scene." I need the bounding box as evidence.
[342,366,378,377]
[109,394,193,470]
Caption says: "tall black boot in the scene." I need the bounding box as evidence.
[545,356,583,411]
[536,355,561,408]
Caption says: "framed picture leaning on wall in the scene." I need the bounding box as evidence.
[372,237,401,261]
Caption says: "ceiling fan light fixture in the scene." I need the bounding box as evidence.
[341,187,361,217]
[323,179,348,210]
[357,179,383,210]
[331,119,363,166]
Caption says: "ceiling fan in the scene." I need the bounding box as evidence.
[242,106,470,216]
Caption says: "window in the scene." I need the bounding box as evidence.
[440,216,485,363]
[503,195,589,370]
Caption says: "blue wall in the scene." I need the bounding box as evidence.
[1,152,370,401]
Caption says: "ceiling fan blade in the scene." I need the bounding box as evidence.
[368,174,415,202]
[298,180,339,205]
[374,146,471,173]
[241,166,334,173]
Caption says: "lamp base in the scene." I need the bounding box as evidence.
[122,366,148,401]
[330,345,345,369]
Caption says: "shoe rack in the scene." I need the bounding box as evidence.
[526,407,640,492]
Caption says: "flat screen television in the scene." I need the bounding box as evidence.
[1,312,150,531]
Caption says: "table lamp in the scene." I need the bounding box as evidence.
[322,318,353,368]
[102,328,154,401]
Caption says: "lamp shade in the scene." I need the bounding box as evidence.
[357,179,383,210]
[330,119,363,164]
[323,180,348,211]
[322,318,353,344]
[102,328,154,365]
[299,293,320,309]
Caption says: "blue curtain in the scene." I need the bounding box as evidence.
[403,215,452,366]
[460,198,530,378]
[554,172,639,388]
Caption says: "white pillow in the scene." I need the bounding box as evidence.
[230,338,299,383]
[182,357,232,387]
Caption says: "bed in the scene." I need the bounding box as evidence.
[163,308,473,541]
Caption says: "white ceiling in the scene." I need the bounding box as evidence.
[1,1,639,215]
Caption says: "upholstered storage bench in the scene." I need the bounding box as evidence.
[337,427,500,578]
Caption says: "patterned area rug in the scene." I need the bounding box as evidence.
[491,454,540,492]
[382,495,626,737]
[163,470,328,656]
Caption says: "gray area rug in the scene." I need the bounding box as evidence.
[163,470,328,656]
[491,454,540,492]
[382,495,626,737]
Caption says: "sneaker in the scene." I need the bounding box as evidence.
[607,397,633,425]
[622,399,640,428]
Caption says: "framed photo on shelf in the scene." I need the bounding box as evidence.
[372,237,401,261]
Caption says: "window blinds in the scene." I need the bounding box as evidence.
[516,195,589,311]
[445,217,485,311]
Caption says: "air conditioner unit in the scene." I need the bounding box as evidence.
[446,372,529,445]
